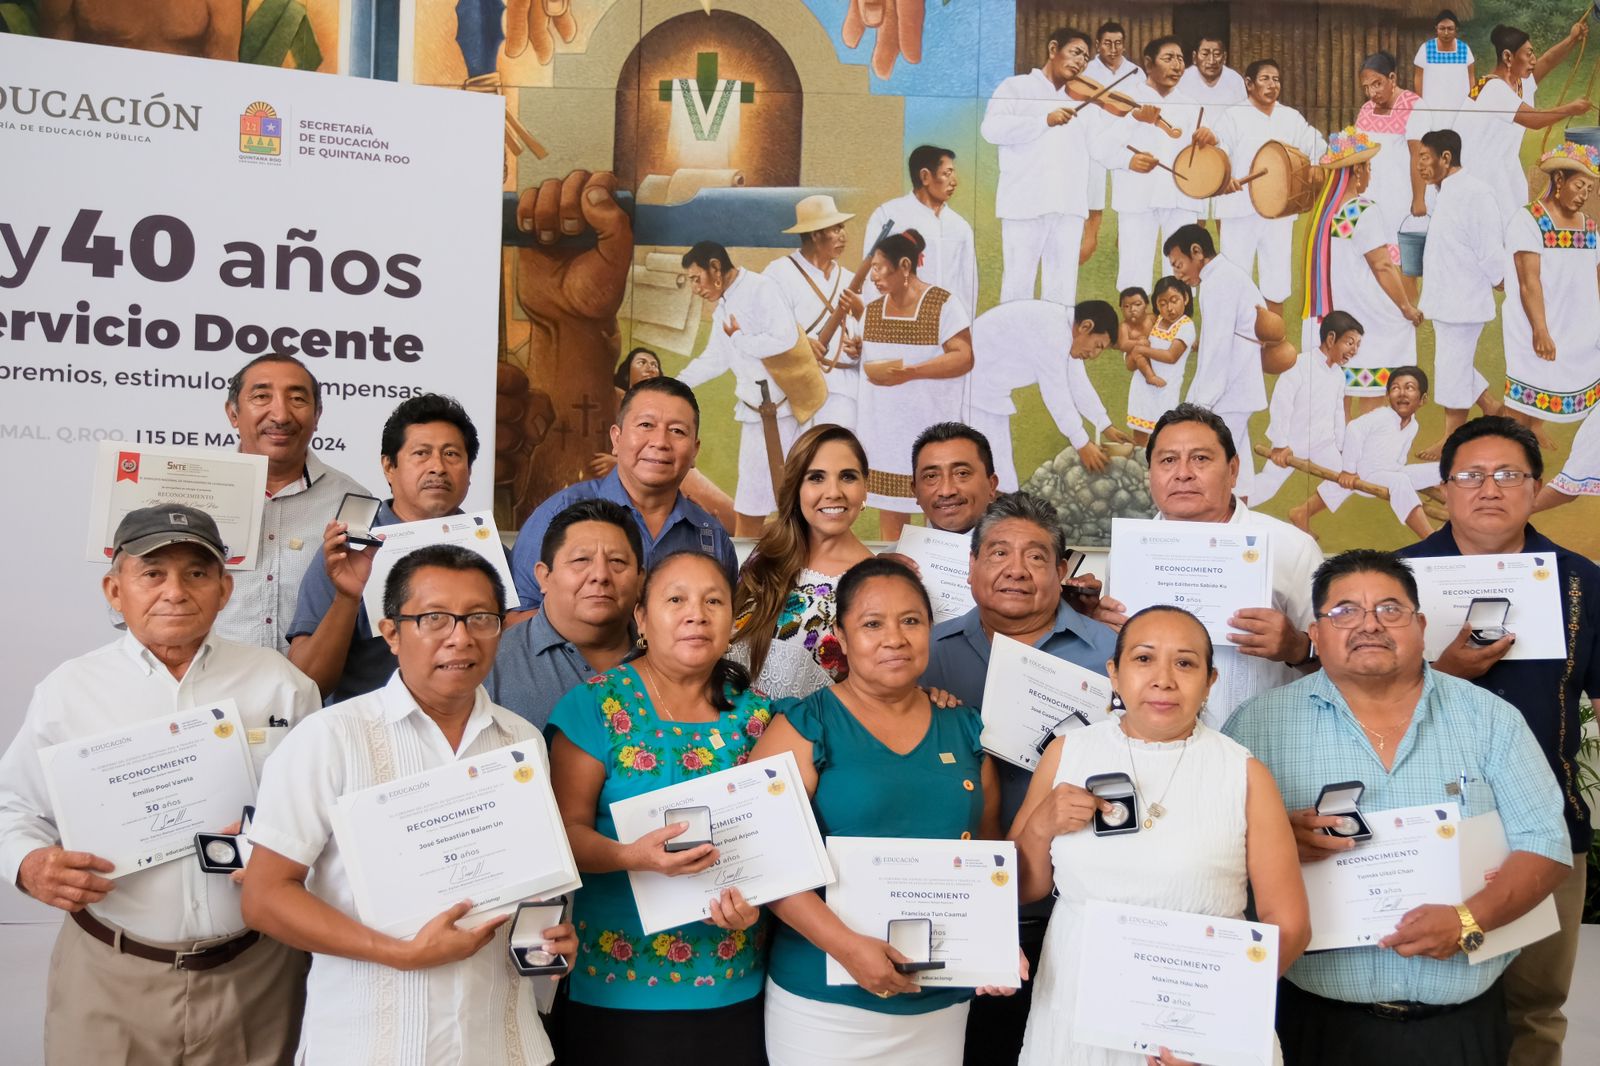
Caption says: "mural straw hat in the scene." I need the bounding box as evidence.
[1318,127,1381,169]
[784,194,855,234]
[1538,141,1600,177]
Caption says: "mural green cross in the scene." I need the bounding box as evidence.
[657,51,758,108]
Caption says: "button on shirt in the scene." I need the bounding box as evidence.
[1399,524,1600,853]
[1224,667,1570,1006]
[510,469,736,611]
[215,452,369,652]
[248,673,552,1066]
[484,609,620,732]
[0,634,319,942]
[677,267,799,422]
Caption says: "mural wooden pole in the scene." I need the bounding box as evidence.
[1251,445,1450,523]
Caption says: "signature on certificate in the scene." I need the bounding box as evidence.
[1154,1008,1199,1030]
[448,859,488,885]
[713,865,747,887]
[148,808,185,832]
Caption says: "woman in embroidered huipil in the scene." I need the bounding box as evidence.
[549,551,772,1066]
[1355,51,1428,246]
[1503,142,1600,448]
[732,424,873,699]
[848,228,974,539]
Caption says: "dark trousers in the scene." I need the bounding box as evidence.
[1278,976,1511,1066]
[962,918,1047,1066]
[559,993,766,1066]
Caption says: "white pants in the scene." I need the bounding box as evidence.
[1318,462,1437,522]
[1217,409,1256,501]
[1221,214,1295,302]
[1431,320,1491,409]
[764,980,969,1066]
[808,367,860,432]
[1552,410,1600,495]
[968,406,1022,491]
[1117,207,1199,293]
[1001,214,1085,307]
[735,413,800,516]
[1252,442,1342,507]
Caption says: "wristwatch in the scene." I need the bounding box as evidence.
[1456,904,1485,954]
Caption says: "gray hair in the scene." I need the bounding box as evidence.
[970,492,1067,564]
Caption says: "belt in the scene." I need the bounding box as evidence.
[71,909,260,972]
[1364,1000,1466,1022]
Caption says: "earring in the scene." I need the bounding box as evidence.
[635,635,648,651]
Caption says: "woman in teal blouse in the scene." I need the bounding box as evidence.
[549,551,771,1066]
[750,557,1007,1065]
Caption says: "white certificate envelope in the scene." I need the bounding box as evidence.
[824,837,1020,989]
[980,634,1114,770]
[1302,803,1462,951]
[893,525,975,624]
[609,752,833,934]
[1108,518,1273,641]
[86,442,268,569]
[331,742,580,937]
[1074,900,1279,1066]
[1460,810,1560,964]
[360,510,516,627]
[39,701,256,878]
[1410,554,1565,661]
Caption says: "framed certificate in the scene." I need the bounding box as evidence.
[330,742,580,936]
[893,525,975,624]
[359,510,516,627]
[1074,900,1279,1065]
[38,701,256,877]
[1108,518,1273,641]
[1409,554,1565,661]
[824,836,1020,989]
[86,442,268,569]
[609,752,833,934]
[980,634,1114,770]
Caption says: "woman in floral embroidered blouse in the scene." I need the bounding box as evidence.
[549,551,771,1066]
[732,424,874,699]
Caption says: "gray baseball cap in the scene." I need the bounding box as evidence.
[111,505,227,563]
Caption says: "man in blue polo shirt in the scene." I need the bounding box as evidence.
[920,490,1117,1065]
[1397,416,1600,1066]
[510,376,736,614]
[287,393,481,703]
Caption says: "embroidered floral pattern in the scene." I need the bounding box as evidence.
[773,576,850,683]
[1528,201,1600,250]
[578,925,762,986]
[1505,377,1600,418]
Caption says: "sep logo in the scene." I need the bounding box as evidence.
[239,101,282,157]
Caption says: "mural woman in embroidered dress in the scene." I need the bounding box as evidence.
[1503,143,1600,451]
[732,424,874,699]
[548,551,772,1066]
[1355,51,1429,246]
[848,229,974,542]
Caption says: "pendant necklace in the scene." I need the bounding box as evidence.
[638,661,676,722]
[1357,713,1412,755]
[1124,728,1191,829]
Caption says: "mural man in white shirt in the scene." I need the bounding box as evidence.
[863,145,979,316]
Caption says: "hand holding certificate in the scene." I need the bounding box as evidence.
[609,752,833,934]
[825,837,1020,989]
[39,701,256,877]
[330,742,580,936]
[1073,900,1280,1066]
[892,524,975,624]
[360,510,516,628]
[980,634,1114,770]
[1409,553,1565,661]
[1108,518,1273,641]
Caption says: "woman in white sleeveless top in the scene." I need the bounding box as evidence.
[1011,606,1310,1065]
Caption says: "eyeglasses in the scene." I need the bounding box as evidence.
[392,611,504,636]
[1445,470,1533,489]
[1316,604,1417,629]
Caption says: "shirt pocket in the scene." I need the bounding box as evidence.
[1458,777,1498,819]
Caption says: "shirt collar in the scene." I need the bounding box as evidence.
[377,670,498,751]
[118,630,216,677]
[598,467,698,535]
[1156,496,1247,524]
[719,268,747,307]
[524,608,577,655]
[1305,663,1441,724]
[956,599,1102,657]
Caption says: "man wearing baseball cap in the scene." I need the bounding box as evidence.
[763,193,866,428]
[0,504,320,1065]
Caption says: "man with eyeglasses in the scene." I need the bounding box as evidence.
[1177,35,1246,106]
[244,543,577,1064]
[1397,415,1600,1065]
[1226,549,1569,1065]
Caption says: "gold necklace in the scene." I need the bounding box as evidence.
[1123,726,1191,829]
[638,661,676,722]
[1357,714,1412,754]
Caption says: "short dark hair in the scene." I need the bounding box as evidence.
[835,556,933,624]
[1118,286,1150,303]
[1195,34,1227,52]
[908,145,955,188]
[1096,20,1126,40]
[1163,223,1215,259]
[383,543,505,620]
[540,498,644,570]
[1113,605,1215,671]
[912,421,995,477]
[1389,365,1429,395]
[381,393,480,465]
[1318,310,1364,344]
[1311,549,1420,615]
[1437,415,1544,482]
[1146,402,1237,463]
[681,241,733,273]
[613,347,661,391]
[1048,27,1092,54]
[1491,25,1530,63]
[1075,299,1119,340]
[1421,128,1463,168]
[226,353,321,413]
[639,551,751,710]
[1362,51,1398,77]
[971,491,1067,565]
[1143,35,1182,66]
[1436,10,1459,26]
[1246,58,1281,82]
[617,375,701,430]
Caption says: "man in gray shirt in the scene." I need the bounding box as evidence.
[487,499,643,730]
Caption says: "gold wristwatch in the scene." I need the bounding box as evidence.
[1456,904,1485,955]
